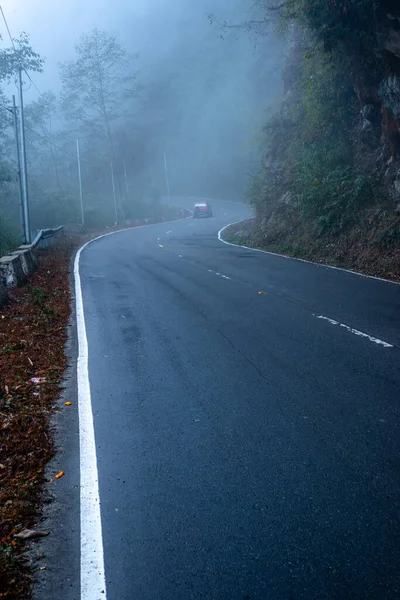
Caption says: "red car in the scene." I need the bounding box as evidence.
[193,202,213,218]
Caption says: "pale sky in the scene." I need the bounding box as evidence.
[0,0,186,97]
[0,0,283,205]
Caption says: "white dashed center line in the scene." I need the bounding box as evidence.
[316,315,393,348]
[208,269,231,281]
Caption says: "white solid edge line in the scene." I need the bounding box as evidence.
[316,315,393,348]
[74,211,193,600]
[218,220,400,286]
[75,238,107,600]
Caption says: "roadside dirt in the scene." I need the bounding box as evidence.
[0,238,73,599]
[0,210,190,599]
[223,216,400,283]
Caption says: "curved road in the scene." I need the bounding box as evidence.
[73,198,400,599]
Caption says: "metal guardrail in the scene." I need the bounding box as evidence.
[31,226,64,249]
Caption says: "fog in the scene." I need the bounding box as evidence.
[0,0,284,232]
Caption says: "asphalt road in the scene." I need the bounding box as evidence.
[77,198,400,600]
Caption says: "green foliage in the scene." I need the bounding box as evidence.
[376,225,400,248]
[31,286,47,307]
[0,32,44,82]
[284,0,379,50]
[0,34,44,236]
[248,19,385,238]
[299,165,380,234]
[0,216,19,256]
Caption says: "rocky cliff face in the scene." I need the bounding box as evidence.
[246,3,400,280]
[362,8,400,207]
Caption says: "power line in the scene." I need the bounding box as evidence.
[0,6,31,94]
[23,70,71,130]
[0,101,76,160]
[1,100,105,169]
[24,71,42,96]
[1,6,99,131]
[0,6,47,99]
[0,10,100,135]
[20,76,31,92]
[24,124,76,159]
[0,4,16,50]
[0,101,13,115]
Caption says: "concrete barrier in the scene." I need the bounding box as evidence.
[0,254,26,288]
[11,248,36,277]
[0,226,62,307]
[19,244,38,265]
[0,279,8,307]
[32,226,64,249]
[0,250,33,307]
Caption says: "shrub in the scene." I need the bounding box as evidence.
[0,217,19,256]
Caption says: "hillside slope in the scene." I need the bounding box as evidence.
[245,1,400,280]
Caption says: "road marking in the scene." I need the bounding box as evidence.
[73,212,193,600]
[207,268,231,280]
[218,221,400,286]
[74,244,107,600]
[315,315,393,348]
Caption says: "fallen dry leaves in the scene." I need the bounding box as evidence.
[0,213,188,599]
[0,237,76,599]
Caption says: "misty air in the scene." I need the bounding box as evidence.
[0,2,399,599]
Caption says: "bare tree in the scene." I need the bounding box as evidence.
[59,29,138,158]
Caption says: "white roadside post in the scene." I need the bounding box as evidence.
[76,139,84,227]
[110,162,118,226]
[164,151,171,207]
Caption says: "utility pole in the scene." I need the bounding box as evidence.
[76,139,84,227]
[110,162,118,226]
[11,95,25,244]
[164,151,171,206]
[123,160,129,196]
[18,67,31,244]
[123,160,134,215]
